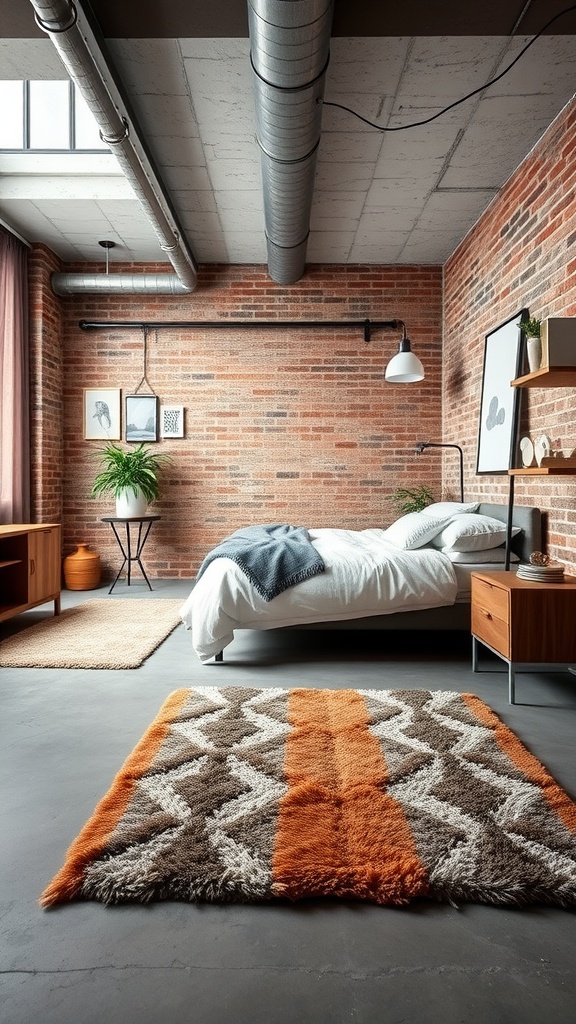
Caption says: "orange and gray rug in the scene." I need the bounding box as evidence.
[41,687,576,908]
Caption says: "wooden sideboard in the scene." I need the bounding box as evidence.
[0,524,61,622]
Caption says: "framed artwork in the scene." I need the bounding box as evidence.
[476,310,527,474]
[125,394,159,442]
[83,388,121,440]
[160,404,185,438]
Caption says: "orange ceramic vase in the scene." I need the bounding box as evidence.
[63,544,102,590]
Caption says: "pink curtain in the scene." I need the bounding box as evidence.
[0,227,30,523]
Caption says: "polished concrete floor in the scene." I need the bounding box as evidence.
[1,579,575,1024]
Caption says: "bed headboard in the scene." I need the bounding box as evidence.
[477,503,542,563]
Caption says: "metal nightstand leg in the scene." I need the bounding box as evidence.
[472,635,516,704]
[508,662,516,705]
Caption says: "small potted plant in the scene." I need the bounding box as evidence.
[90,443,172,517]
[389,485,434,515]
[522,316,542,373]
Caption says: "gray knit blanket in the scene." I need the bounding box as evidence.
[196,524,325,601]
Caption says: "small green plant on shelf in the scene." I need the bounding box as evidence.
[522,316,541,338]
[389,485,435,515]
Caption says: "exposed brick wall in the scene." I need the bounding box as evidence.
[28,97,576,580]
[444,97,576,571]
[28,244,64,526]
[53,264,443,579]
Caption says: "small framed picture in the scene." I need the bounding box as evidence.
[160,404,185,438]
[125,394,159,442]
[83,388,121,440]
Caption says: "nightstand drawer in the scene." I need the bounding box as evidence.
[472,576,509,623]
[471,576,510,658]
[471,603,509,657]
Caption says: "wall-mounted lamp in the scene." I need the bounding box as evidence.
[364,319,425,383]
[415,441,464,502]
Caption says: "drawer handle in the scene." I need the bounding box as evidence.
[485,611,492,620]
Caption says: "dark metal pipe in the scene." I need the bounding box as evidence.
[79,318,403,334]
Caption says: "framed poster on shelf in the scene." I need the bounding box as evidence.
[476,310,526,474]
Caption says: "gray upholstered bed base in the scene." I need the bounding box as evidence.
[278,503,542,635]
[212,504,542,657]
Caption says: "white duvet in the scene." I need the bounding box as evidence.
[180,528,458,662]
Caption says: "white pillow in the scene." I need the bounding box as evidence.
[442,548,519,563]
[422,501,479,518]
[432,513,521,553]
[384,511,454,550]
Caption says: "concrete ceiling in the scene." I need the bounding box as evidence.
[0,0,575,270]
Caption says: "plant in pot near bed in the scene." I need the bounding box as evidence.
[90,443,172,517]
[389,485,435,515]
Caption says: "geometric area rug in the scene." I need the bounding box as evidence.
[40,687,576,908]
[0,599,183,669]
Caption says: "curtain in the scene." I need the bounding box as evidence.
[0,227,30,523]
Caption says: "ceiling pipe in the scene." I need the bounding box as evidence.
[28,0,197,296]
[248,0,334,285]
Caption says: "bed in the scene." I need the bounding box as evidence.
[180,502,542,662]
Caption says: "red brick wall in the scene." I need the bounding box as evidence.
[444,97,576,571]
[51,264,443,579]
[28,244,64,526]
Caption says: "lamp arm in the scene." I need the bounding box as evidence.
[414,442,464,502]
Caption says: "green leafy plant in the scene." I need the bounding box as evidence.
[389,485,435,515]
[90,443,172,502]
[522,316,541,338]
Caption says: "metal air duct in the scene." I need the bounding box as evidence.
[29,0,197,295]
[248,0,334,285]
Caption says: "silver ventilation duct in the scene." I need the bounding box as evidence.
[248,0,334,285]
[29,0,197,295]
[52,274,193,296]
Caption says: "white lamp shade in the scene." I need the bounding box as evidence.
[385,346,424,383]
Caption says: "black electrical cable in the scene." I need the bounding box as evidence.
[322,4,576,132]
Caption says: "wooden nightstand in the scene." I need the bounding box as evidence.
[471,570,576,704]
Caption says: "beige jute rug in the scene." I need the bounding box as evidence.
[0,599,183,669]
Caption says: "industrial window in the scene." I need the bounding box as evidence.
[0,80,109,152]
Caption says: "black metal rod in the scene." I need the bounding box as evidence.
[79,318,404,336]
[505,474,515,571]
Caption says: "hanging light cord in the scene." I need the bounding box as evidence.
[322,5,576,132]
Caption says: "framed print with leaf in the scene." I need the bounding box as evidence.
[125,394,159,442]
[83,388,121,440]
[476,310,526,474]
[160,404,185,438]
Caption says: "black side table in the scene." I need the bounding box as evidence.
[101,515,161,594]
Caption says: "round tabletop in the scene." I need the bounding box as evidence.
[101,515,161,523]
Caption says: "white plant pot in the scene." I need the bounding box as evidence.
[115,488,148,518]
[526,336,542,373]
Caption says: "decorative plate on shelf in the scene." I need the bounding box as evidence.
[519,436,535,467]
[535,434,552,466]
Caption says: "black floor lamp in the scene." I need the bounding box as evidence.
[415,441,464,502]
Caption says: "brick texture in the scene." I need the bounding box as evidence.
[444,97,576,571]
[28,244,63,525]
[29,262,443,579]
[27,95,576,581]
